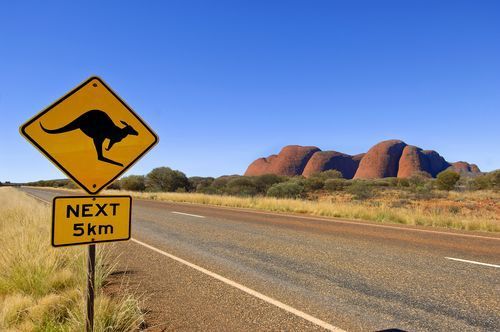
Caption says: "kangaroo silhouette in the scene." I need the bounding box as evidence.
[40,110,138,167]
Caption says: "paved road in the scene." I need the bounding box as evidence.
[21,187,500,331]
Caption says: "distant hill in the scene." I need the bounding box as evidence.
[245,139,481,179]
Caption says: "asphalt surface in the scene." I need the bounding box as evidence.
[20,187,500,331]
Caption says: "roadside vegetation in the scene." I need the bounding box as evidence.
[0,187,144,331]
[26,167,500,232]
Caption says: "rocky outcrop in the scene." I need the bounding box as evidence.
[270,145,320,176]
[449,161,481,175]
[245,155,278,176]
[245,140,480,178]
[354,140,407,179]
[421,150,450,177]
[244,145,319,177]
[397,146,430,178]
[302,151,361,179]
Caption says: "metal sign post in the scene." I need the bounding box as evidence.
[87,244,96,332]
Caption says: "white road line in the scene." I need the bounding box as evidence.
[21,191,342,331]
[445,257,500,268]
[171,211,205,218]
[131,238,343,332]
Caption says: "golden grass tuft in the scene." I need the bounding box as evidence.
[0,187,144,331]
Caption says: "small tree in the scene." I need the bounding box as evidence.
[324,178,348,192]
[303,177,324,191]
[189,176,214,192]
[347,181,373,200]
[120,175,146,191]
[267,182,304,199]
[252,174,284,194]
[225,177,259,196]
[436,170,460,191]
[146,167,189,192]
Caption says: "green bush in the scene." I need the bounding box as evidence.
[468,170,499,191]
[436,170,460,191]
[311,170,343,180]
[107,181,121,190]
[211,176,239,190]
[347,181,374,200]
[267,182,304,199]
[324,178,349,192]
[252,174,285,194]
[408,172,432,188]
[120,175,146,191]
[303,178,324,191]
[189,176,214,192]
[397,178,410,187]
[225,177,259,196]
[146,167,189,192]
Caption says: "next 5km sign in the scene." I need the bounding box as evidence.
[52,195,132,247]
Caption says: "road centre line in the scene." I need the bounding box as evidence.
[22,190,343,331]
[171,211,205,218]
[445,257,500,268]
[131,238,344,331]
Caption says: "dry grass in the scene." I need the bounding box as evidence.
[115,189,499,233]
[0,187,144,331]
[30,186,500,232]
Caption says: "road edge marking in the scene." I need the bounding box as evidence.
[131,238,344,332]
[171,211,205,218]
[445,257,500,268]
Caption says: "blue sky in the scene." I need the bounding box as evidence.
[1,0,499,182]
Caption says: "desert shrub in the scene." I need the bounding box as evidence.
[107,181,121,190]
[27,179,70,188]
[369,179,392,187]
[410,182,436,199]
[408,172,432,187]
[324,178,349,192]
[468,174,489,190]
[225,177,259,196]
[436,170,460,191]
[197,186,218,195]
[386,177,399,187]
[65,181,78,189]
[347,181,374,200]
[267,182,304,199]
[468,170,500,191]
[146,167,189,192]
[211,176,239,190]
[119,175,146,191]
[252,174,285,194]
[189,176,214,192]
[311,170,343,180]
[397,178,410,187]
[303,177,325,191]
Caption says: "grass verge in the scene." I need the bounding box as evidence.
[110,190,499,233]
[0,187,144,331]
[26,186,500,232]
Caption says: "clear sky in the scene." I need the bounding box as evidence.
[1,0,499,182]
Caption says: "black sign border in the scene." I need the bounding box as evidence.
[20,76,159,195]
[51,195,132,247]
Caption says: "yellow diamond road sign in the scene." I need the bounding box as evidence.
[20,76,158,194]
